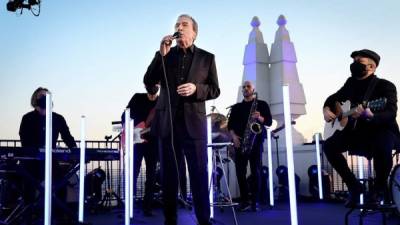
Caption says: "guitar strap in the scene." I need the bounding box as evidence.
[352,76,378,129]
[362,76,379,105]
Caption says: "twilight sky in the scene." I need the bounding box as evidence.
[1,0,399,142]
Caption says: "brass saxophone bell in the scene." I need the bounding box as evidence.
[250,122,262,134]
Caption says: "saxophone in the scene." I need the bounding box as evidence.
[241,92,262,154]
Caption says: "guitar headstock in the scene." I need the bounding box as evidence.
[367,97,387,111]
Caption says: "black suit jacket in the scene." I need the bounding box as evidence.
[144,45,220,139]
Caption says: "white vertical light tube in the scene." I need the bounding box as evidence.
[314,133,323,200]
[358,156,364,205]
[207,117,214,218]
[44,93,53,225]
[266,127,274,206]
[78,116,86,222]
[129,119,134,218]
[124,109,131,225]
[282,85,298,225]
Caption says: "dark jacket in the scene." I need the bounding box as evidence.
[324,75,400,148]
[143,45,220,139]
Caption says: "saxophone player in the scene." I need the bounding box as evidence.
[228,80,272,212]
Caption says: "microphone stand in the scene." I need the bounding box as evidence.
[271,121,296,167]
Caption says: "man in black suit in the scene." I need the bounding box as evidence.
[323,49,400,206]
[144,14,220,225]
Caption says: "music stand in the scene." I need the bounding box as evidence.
[208,142,239,225]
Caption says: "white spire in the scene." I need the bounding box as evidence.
[269,15,307,146]
[238,16,270,103]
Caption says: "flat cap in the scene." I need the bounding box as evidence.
[351,49,380,67]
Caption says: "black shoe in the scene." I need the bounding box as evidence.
[238,202,251,212]
[344,184,364,207]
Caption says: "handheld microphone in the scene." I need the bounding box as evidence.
[172,31,181,39]
[163,32,181,45]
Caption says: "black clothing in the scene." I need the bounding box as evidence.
[18,109,76,222]
[323,74,400,193]
[144,45,220,139]
[144,45,219,225]
[19,110,77,149]
[227,99,272,205]
[126,93,158,213]
[127,93,157,126]
[228,99,272,138]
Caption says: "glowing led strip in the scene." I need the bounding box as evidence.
[44,93,53,225]
[129,119,134,218]
[315,133,323,200]
[283,85,298,225]
[124,109,131,225]
[207,117,214,218]
[79,116,86,222]
[267,128,274,206]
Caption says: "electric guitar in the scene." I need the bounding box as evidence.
[120,108,155,147]
[323,97,387,140]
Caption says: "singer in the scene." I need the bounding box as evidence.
[143,14,220,225]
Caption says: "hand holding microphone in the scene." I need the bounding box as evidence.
[160,31,181,56]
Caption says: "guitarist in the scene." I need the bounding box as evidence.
[124,84,159,216]
[323,49,400,206]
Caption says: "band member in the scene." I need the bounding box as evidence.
[124,84,159,216]
[323,49,400,206]
[19,87,77,222]
[228,80,272,211]
[19,87,77,149]
[144,14,220,225]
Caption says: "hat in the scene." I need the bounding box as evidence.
[351,49,380,67]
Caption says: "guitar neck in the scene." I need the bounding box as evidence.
[342,107,357,118]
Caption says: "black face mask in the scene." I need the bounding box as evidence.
[146,85,159,95]
[37,95,46,109]
[350,61,367,78]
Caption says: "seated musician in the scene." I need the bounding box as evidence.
[323,49,400,206]
[122,84,159,216]
[19,87,77,221]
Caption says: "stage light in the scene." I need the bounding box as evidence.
[308,165,331,200]
[276,165,300,201]
[6,0,41,16]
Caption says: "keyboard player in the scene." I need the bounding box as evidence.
[18,87,77,223]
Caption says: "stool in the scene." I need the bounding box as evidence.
[208,143,239,225]
[345,203,396,225]
[345,156,397,225]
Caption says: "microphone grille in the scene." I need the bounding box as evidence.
[172,31,181,38]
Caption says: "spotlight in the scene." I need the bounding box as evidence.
[307,164,331,199]
[6,0,41,16]
[276,165,300,200]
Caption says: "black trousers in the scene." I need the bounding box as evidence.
[158,118,210,225]
[234,139,263,205]
[323,129,397,192]
[133,140,158,212]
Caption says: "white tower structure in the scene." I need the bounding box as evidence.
[237,16,270,102]
[269,15,306,146]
